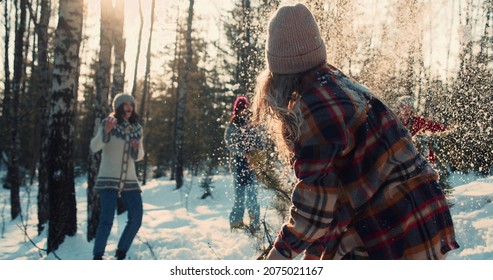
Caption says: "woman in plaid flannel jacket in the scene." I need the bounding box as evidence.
[252,3,459,260]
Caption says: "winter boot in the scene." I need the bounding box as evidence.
[230,220,246,232]
[115,249,126,260]
[248,223,261,235]
[93,255,103,260]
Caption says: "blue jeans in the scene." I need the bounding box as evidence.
[93,189,143,257]
[230,156,260,228]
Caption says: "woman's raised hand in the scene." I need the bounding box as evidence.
[104,116,117,133]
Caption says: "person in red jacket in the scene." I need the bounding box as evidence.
[396,96,455,203]
[396,96,448,164]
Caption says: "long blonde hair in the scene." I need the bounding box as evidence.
[251,69,305,163]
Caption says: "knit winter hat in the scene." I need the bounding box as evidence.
[396,95,415,110]
[266,3,327,74]
[233,96,250,118]
[112,93,135,111]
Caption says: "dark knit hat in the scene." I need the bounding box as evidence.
[112,93,135,111]
[266,3,327,74]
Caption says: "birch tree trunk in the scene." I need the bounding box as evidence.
[174,0,194,189]
[8,0,27,220]
[47,0,83,252]
[36,0,52,234]
[87,0,113,242]
[140,0,156,185]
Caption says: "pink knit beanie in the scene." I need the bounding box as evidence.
[233,96,250,118]
[266,3,327,74]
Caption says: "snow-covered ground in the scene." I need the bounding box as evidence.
[446,173,493,260]
[0,170,282,260]
[0,169,492,278]
[1,170,492,260]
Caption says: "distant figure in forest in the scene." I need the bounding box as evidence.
[90,93,144,260]
[395,95,448,165]
[224,96,260,233]
[395,95,454,199]
[251,3,459,259]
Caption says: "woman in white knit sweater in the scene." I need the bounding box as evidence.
[90,93,144,260]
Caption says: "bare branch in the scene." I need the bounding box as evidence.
[207,242,222,260]
[16,223,61,260]
[137,235,157,260]
[25,0,39,30]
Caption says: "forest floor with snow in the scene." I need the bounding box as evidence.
[0,169,492,260]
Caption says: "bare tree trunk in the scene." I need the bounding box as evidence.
[111,0,125,97]
[445,0,456,91]
[1,0,12,173]
[140,0,156,185]
[87,0,113,242]
[238,0,253,94]
[174,0,194,189]
[28,1,40,187]
[168,5,181,181]
[21,0,35,100]
[36,0,51,235]
[131,0,144,96]
[47,0,83,253]
[8,0,27,220]
[478,0,491,60]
